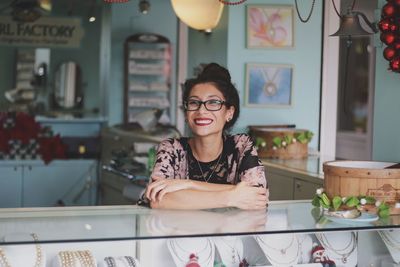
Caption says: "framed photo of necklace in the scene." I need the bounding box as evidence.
[245,63,293,107]
[246,5,294,48]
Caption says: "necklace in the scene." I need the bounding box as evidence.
[255,234,299,266]
[261,67,280,96]
[315,232,357,264]
[0,233,42,267]
[218,237,243,265]
[379,230,400,250]
[194,149,223,183]
[168,238,213,267]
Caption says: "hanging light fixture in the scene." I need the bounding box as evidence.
[329,0,378,38]
[139,0,150,14]
[171,0,224,32]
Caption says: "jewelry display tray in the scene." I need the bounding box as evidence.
[0,200,399,267]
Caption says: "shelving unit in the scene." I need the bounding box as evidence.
[124,33,172,125]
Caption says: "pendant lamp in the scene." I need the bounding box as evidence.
[330,11,378,37]
[171,0,224,32]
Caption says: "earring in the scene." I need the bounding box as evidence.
[227,117,232,122]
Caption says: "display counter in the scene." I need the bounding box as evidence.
[0,200,399,266]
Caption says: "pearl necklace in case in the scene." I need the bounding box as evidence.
[0,233,42,267]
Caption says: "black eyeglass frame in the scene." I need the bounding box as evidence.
[183,99,227,111]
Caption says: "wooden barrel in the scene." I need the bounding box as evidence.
[323,161,400,203]
[248,126,308,159]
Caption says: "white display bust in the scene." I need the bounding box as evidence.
[167,238,214,267]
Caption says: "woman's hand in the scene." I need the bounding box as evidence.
[228,181,269,210]
[145,178,192,202]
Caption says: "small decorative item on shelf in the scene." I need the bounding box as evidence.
[378,0,400,73]
[0,112,67,164]
[249,125,313,159]
[313,160,400,218]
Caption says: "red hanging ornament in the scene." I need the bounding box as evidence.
[384,46,397,60]
[380,32,397,45]
[389,57,400,72]
[392,40,400,50]
[382,3,397,18]
[185,253,200,267]
[379,18,398,32]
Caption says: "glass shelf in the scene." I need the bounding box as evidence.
[0,200,399,245]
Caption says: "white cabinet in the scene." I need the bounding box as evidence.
[0,165,22,207]
[0,160,97,208]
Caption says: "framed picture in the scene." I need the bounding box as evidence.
[247,5,294,48]
[245,63,293,107]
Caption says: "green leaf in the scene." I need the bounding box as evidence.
[365,196,376,204]
[320,199,330,209]
[379,208,390,218]
[320,193,331,206]
[255,137,267,149]
[283,135,292,145]
[272,137,282,148]
[345,196,360,207]
[379,202,390,211]
[332,196,342,211]
[312,195,321,207]
[305,131,314,141]
[296,133,308,144]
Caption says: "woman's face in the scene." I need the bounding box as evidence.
[186,83,234,138]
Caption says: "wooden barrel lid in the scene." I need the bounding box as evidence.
[323,160,400,178]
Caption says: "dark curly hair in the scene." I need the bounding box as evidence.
[182,63,240,130]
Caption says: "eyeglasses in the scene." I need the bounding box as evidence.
[183,99,226,111]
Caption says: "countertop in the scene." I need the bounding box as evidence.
[261,154,336,179]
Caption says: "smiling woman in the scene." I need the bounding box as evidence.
[143,63,269,210]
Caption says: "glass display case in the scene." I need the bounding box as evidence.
[124,33,172,125]
[0,200,399,266]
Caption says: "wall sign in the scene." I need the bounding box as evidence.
[0,16,85,48]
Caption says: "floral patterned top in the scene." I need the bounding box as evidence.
[150,134,267,188]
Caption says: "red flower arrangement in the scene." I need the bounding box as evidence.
[0,112,67,164]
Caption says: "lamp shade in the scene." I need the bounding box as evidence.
[330,13,372,37]
[171,0,224,31]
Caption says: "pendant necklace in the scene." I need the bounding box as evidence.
[194,147,223,183]
[219,237,243,265]
[168,239,213,267]
[261,68,280,96]
[315,232,357,264]
[0,233,42,267]
[255,234,299,266]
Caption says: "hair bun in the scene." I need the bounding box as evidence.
[198,63,231,83]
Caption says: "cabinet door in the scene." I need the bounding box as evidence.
[293,178,322,200]
[22,160,97,207]
[267,172,294,200]
[0,166,23,207]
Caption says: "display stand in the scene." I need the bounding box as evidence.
[315,232,357,267]
[255,233,300,266]
[167,238,214,267]
[380,230,400,264]
[213,236,245,267]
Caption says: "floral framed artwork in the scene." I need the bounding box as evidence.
[245,63,293,107]
[247,5,294,48]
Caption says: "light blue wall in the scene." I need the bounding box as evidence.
[108,0,178,126]
[187,7,229,77]
[226,0,323,150]
[373,1,400,162]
